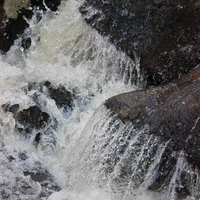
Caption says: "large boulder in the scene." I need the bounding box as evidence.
[105,64,200,168]
[79,0,200,85]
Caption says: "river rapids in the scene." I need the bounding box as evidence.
[0,0,196,200]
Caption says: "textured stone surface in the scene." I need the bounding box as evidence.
[26,81,74,113]
[79,0,200,85]
[105,64,200,167]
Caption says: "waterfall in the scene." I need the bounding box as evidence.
[0,0,198,199]
[66,105,200,199]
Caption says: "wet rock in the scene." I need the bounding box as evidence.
[1,81,74,151]
[2,102,53,146]
[26,81,74,113]
[43,81,74,112]
[15,105,50,133]
[1,103,19,115]
[105,64,200,168]
[69,67,200,198]
[43,0,61,11]
[34,132,41,147]
[30,0,61,11]
[79,0,200,85]
[0,0,61,53]
[21,36,31,50]
[2,81,74,149]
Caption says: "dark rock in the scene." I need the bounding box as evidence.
[44,0,61,11]
[30,0,61,11]
[175,171,190,199]
[2,81,73,149]
[25,81,74,113]
[15,105,50,133]
[68,66,200,198]
[23,162,61,198]
[21,36,31,50]
[33,132,41,147]
[43,81,74,112]
[0,0,61,53]
[8,104,20,115]
[148,148,177,191]
[24,169,54,183]
[1,103,19,115]
[18,152,28,160]
[79,0,200,85]
[0,2,32,53]
[105,64,200,167]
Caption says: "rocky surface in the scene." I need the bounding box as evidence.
[0,0,61,53]
[79,0,200,85]
[105,64,200,167]
[42,81,74,112]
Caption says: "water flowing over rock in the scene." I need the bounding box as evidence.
[1,0,200,199]
[0,0,61,53]
[1,81,75,150]
[67,65,200,199]
[105,64,200,168]
[79,0,200,85]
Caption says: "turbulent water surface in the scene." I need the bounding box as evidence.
[0,0,196,200]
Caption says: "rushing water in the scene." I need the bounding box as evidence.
[0,1,198,200]
[0,0,140,199]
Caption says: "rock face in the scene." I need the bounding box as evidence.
[0,0,61,53]
[105,64,200,167]
[79,0,200,85]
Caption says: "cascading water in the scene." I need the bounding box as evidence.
[0,0,198,200]
[68,105,200,200]
[0,0,140,199]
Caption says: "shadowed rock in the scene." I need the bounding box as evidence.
[105,64,200,167]
[43,81,74,112]
[79,0,200,85]
[2,81,74,149]
[15,105,50,132]
[26,81,74,113]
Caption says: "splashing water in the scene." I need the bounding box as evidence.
[0,0,141,199]
[0,0,197,200]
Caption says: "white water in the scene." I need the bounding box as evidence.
[0,0,197,200]
[0,0,140,199]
